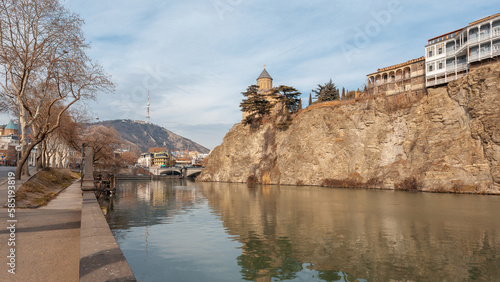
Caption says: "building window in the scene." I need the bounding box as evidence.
[438,61,444,69]
[427,47,434,57]
[437,43,444,55]
[428,64,434,72]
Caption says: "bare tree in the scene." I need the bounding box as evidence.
[81,125,122,166]
[0,0,113,179]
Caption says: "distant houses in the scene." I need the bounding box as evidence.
[137,150,208,168]
[0,120,20,166]
[0,119,78,168]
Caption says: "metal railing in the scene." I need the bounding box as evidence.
[469,54,479,61]
[426,72,468,87]
[456,63,467,70]
[480,33,491,41]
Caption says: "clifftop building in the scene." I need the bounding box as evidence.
[242,68,274,120]
[367,13,500,95]
[425,13,500,86]
[367,57,426,96]
[257,68,273,92]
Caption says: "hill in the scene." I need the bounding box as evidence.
[95,119,209,154]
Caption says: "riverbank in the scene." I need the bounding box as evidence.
[0,177,135,281]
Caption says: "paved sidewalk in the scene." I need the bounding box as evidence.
[0,181,82,281]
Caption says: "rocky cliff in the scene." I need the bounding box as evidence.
[199,62,500,194]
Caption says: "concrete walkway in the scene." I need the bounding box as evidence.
[0,181,82,281]
[0,173,135,282]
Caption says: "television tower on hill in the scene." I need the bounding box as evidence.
[146,90,150,124]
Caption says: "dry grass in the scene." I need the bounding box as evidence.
[321,175,383,189]
[15,168,77,208]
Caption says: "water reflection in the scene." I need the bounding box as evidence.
[100,180,500,281]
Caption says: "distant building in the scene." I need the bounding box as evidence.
[138,152,154,167]
[1,120,19,136]
[425,13,500,87]
[153,152,172,167]
[366,13,500,95]
[0,134,19,148]
[367,57,426,96]
[0,120,21,165]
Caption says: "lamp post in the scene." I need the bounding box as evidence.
[80,142,86,187]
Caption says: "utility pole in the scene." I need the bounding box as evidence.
[146,90,150,124]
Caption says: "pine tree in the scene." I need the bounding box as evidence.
[308,93,312,106]
[342,87,345,99]
[312,79,339,102]
[272,85,301,114]
[240,85,273,124]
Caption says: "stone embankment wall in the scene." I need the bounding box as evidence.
[199,62,500,194]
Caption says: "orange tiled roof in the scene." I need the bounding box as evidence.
[367,57,425,76]
[469,12,500,26]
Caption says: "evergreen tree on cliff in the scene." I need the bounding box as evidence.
[308,93,312,106]
[273,85,301,114]
[313,79,339,102]
[240,85,273,125]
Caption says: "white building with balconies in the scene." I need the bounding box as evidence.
[426,13,500,87]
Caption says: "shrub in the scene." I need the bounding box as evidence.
[276,120,292,131]
[395,177,420,191]
[247,175,259,184]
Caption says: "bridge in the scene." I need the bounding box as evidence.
[149,166,204,178]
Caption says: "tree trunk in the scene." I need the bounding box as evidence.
[42,141,47,168]
[36,145,43,170]
[15,106,28,180]
[15,147,31,180]
[23,160,30,177]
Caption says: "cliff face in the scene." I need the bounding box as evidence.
[199,62,500,193]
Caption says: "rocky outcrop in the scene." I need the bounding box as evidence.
[199,62,500,194]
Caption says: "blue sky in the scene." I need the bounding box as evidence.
[1,0,497,149]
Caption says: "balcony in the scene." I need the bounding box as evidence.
[456,63,467,71]
[479,52,491,59]
[480,32,490,41]
[426,73,468,88]
[494,28,500,37]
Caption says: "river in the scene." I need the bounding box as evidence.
[99,179,500,281]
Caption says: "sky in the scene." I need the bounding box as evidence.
[0,0,497,150]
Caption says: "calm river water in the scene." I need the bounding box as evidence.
[99,179,500,281]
